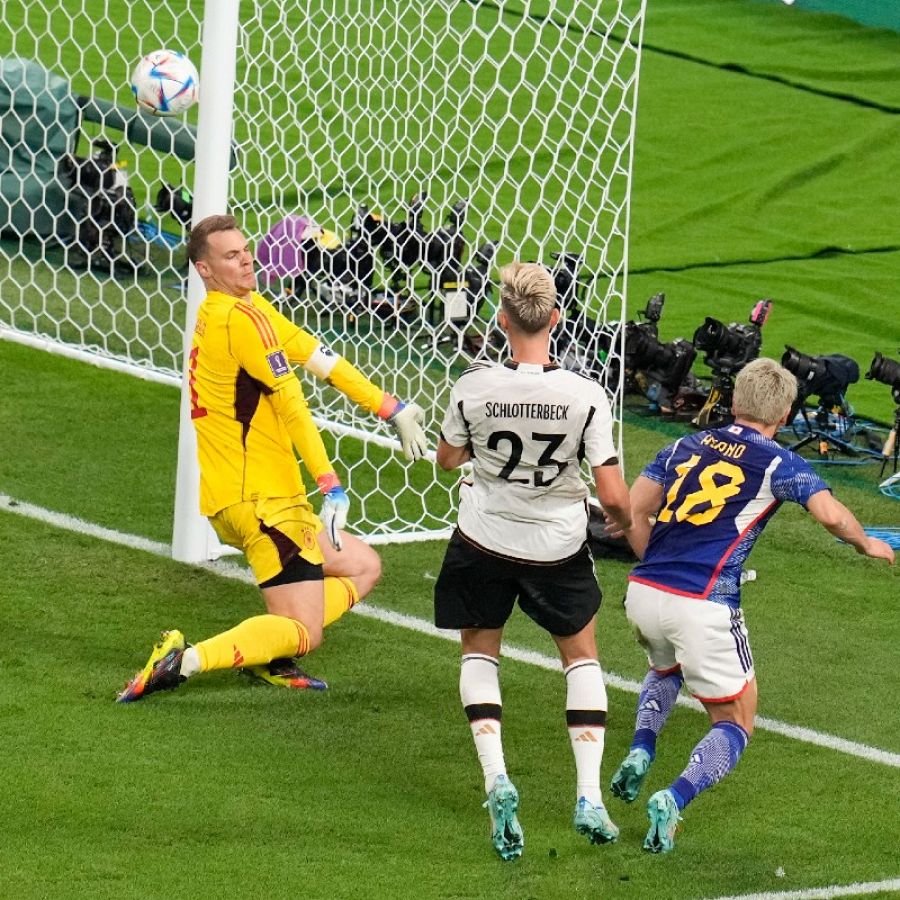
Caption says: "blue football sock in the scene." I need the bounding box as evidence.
[670,721,749,810]
[631,669,684,759]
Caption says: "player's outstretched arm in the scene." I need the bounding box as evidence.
[806,491,895,564]
[268,304,428,461]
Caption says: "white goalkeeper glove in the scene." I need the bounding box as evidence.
[388,401,428,461]
[318,482,350,551]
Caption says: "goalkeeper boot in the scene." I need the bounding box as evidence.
[643,789,681,854]
[243,657,328,691]
[573,797,619,845]
[610,748,653,803]
[484,774,524,861]
[116,630,186,703]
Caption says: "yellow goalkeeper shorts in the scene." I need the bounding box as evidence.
[210,494,324,584]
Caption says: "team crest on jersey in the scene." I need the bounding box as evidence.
[266,350,289,377]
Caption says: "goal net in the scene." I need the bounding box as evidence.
[0,0,647,544]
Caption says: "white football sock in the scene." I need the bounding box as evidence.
[460,654,506,794]
[565,658,608,806]
[179,646,201,678]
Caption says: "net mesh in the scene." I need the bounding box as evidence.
[0,0,646,538]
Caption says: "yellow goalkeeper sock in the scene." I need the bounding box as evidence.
[323,576,359,628]
[194,614,310,672]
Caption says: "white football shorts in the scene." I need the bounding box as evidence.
[624,580,755,703]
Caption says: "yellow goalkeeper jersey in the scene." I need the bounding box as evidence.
[190,290,392,516]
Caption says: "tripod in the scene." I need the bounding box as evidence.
[786,394,887,463]
[692,372,735,429]
[879,406,899,477]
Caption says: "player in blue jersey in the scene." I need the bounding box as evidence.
[608,357,894,853]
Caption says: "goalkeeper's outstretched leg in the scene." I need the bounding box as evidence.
[117,509,383,701]
[251,530,381,689]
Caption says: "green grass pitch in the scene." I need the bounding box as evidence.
[2,0,900,898]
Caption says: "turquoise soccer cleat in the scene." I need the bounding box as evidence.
[573,797,619,845]
[643,789,682,853]
[484,774,524,861]
[610,748,653,803]
[116,630,186,703]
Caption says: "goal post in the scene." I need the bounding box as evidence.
[0,0,648,557]
[171,0,240,563]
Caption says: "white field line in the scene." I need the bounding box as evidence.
[702,877,900,900]
[4,493,900,772]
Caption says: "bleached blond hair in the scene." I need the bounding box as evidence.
[733,357,798,426]
[499,262,557,334]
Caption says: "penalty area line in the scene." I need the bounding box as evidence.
[701,876,900,900]
[3,492,900,772]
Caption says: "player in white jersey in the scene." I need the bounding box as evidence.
[608,357,894,853]
[434,262,633,860]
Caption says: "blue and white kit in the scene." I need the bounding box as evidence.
[630,423,829,608]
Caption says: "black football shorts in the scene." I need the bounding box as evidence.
[434,529,602,637]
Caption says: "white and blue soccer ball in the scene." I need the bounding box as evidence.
[131,50,199,116]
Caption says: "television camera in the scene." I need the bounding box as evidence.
[377,193,468,302]
[623,293,697,411]
[782,347,859,415]
[429,239,500,355]
[548,253,615,383]
[58,139,139,273]
[866,350,900,475]
[259,193,473,323]
[154,182,193,228]
[692,299,772,428]
[779,346,872,459]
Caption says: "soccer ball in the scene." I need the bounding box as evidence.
[131,50,199,117]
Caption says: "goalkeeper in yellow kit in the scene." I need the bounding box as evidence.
[117,214,427,701]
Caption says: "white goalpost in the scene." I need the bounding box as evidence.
[0,0,648,560]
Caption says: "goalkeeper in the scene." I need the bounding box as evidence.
[117,214,427,702]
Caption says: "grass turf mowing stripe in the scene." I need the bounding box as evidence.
[702,875,900,900]
[4,490,899,771]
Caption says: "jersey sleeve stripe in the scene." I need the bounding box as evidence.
[701,500,778,597]
[248,303,280,347]
[235,304,278,349]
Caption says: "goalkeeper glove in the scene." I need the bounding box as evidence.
[388,401,428,461]
[317,475,349,551]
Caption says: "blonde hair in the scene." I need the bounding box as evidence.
[499,262,556,334]
[732,358,798,426]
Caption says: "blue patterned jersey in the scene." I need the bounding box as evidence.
[629,423,829,607]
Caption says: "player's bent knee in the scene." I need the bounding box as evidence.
[320,532,382,598]
[360,543,382,592]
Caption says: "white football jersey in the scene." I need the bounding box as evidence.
[441,360,618,562]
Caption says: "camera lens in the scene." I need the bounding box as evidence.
[781,345,825,388]
[693,317,726,352]
[866,351,900,389]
